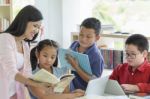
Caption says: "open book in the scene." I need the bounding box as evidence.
[31,69,74,93]
[58,48,92,75]
[85,76,128,98]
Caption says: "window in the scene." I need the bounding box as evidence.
[93,0,150,36]
[12,0,35,18]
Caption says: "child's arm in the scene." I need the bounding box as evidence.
[121,84,140,93]
[41,93,84,99]
[28,82,55,98]
[66,54,91,82]
[28,86,84,99]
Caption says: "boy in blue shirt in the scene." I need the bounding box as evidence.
[67,17,104,91]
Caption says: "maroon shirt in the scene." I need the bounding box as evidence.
[109,60,150,93]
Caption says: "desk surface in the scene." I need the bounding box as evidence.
[76,95,129,99]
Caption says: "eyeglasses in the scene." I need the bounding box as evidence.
[124,52,141,59]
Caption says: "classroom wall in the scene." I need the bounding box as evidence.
[35,0,93,48]
[62,0,93,48]
[35,0,63,45]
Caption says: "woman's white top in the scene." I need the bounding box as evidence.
[9,52,24,97]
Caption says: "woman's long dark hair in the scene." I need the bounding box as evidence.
[30,39,59,71]
[4,5,43,42]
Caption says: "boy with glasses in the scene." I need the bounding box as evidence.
[109,34,150,93]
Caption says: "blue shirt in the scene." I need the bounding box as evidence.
[70,41,104,91]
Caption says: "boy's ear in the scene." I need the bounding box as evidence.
[96,35,100,41]
[143,50,148,58]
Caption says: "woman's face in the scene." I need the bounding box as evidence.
[23,21,42,40]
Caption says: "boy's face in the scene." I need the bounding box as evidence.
[125,44,147,68]
[78,26,100,49]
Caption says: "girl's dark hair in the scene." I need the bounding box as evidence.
[4,5,43,42]
[30,39,59,71]
[125,34,149,52]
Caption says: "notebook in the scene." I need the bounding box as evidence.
[85,76,126,96]
[58,48,92,75]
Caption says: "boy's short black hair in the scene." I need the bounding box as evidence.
[125,34,149,52]
[80,17,101,35]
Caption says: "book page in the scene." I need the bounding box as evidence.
[54,75,75,93]
[31,69,74,93]
[85,76,109,95]
[31,69,59,84]
[85,76,126,97]
[105,80,125,95]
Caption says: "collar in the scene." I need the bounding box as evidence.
[73,41,96,54]
[128,59,149,72]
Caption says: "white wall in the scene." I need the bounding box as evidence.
[35,0,63,45]
[62,0,93,48]
[35,0,93,48]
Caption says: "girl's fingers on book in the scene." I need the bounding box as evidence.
[74,92,85,97]
[72,89,85,94]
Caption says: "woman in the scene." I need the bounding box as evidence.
[0,5,51,99]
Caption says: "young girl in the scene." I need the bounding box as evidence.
[29,39,84,99]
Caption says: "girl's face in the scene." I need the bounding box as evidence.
[37,46,57,70]
[125,44,147,69]
[23,21,42,40]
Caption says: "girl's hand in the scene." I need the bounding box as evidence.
[72,89,85,94]
[66,54,79,69]
[72,89,85,97]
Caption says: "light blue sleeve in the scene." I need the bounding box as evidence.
[53,67,69,78]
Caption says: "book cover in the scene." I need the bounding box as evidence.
[31,69,75,93]
[58,48,92,75]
